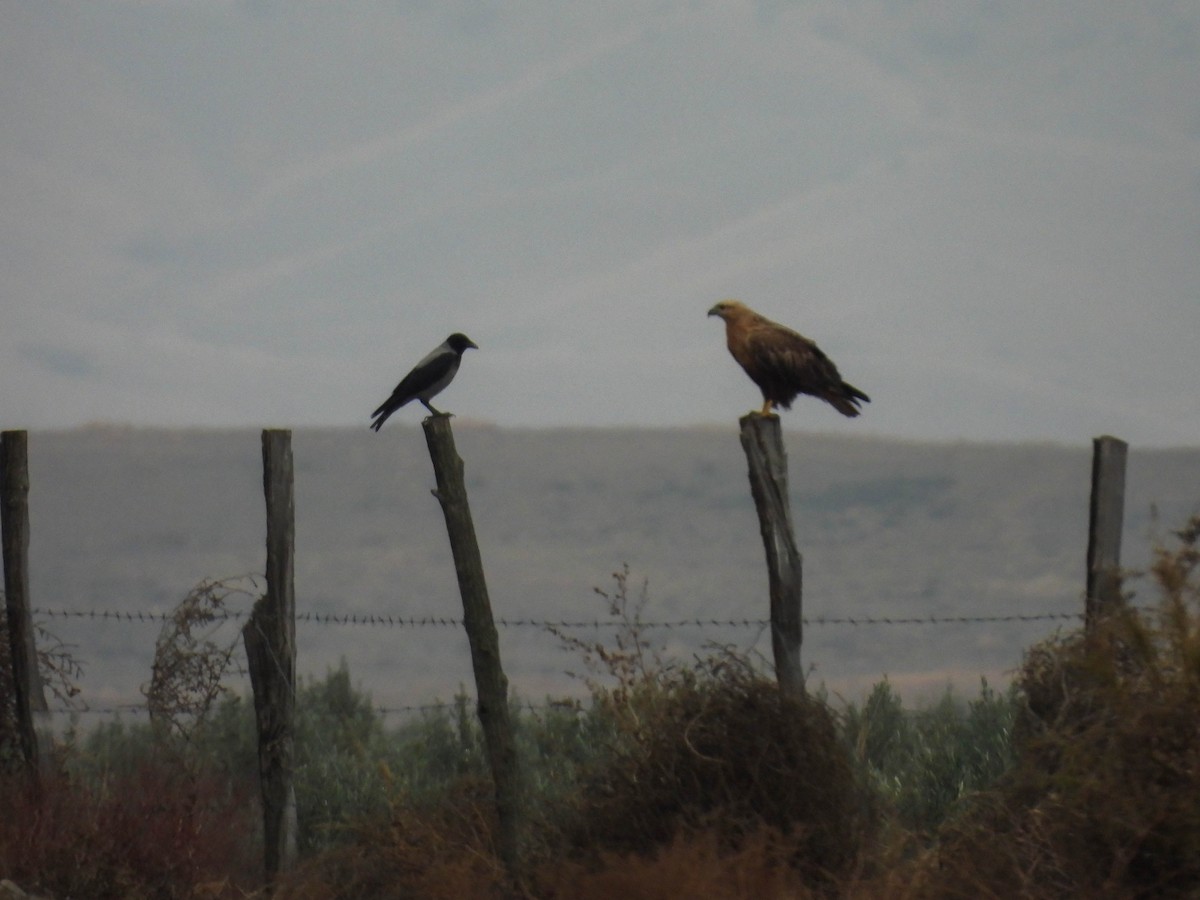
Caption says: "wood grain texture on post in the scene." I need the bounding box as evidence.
[421,414,523,883]
[2,430,47,780]
[243,428,298,880]
[1085,435,1128,630]
[738,414,805,697]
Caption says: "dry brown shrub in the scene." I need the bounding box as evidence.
[0,764,259,899]
[905,514,1200,899]
[145,576,254,746]
[565,655,874,889]
[271,776,509,900]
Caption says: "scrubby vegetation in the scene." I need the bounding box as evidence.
[842,675,1016,837]
[904,514,1200,898]
[3,515,1199,897]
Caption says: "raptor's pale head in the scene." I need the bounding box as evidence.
[707,299,749,321]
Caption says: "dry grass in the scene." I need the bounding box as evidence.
[0,763,260,899]
[534,827,830,900]
[271,776,508,900]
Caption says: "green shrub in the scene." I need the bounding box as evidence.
[842,677,1017,834]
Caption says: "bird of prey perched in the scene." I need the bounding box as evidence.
[369,332,478,430]
[707,300,869,418]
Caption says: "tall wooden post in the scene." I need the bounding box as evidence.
[1085,435,1128,631]
[2,430,47,782]
[243,429,297,881]
[738,414,805,697]
[422,415,523,883]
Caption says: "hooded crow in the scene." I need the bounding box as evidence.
[369,332,478,430]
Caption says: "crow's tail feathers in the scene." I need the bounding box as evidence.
[369,407,393,432]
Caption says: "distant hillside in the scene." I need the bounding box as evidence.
[18,426,1200,713]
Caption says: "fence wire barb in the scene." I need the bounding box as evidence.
[31,606,1085,628]
[31,606,1088,720]
[46,700,582,717]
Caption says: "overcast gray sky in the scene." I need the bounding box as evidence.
[3,1,1198,445]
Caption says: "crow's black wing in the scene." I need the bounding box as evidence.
[370,347,458,430]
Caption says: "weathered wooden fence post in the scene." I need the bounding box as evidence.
[738,415,805,697]
[422,415,523,884]
[2,430,47,783]
[242,429,298,881]
[1085,435,1128,632]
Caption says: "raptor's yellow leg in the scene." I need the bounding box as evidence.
[760,399,774,416]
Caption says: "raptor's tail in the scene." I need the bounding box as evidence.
[828,382,870,418]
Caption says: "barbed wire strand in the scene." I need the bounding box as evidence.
[29,605,1086,718]
[31,607,1084,629]
[44,700,582,717]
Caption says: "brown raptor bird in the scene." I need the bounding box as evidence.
[707,300,869,418]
